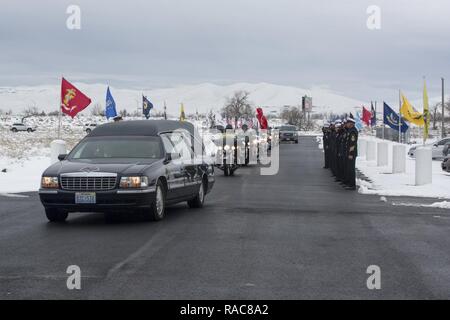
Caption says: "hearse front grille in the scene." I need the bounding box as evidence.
[60,175,117,191]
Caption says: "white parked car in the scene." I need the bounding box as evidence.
[85,123,97,133]
[10,123,36,133]
[408,137,450,160]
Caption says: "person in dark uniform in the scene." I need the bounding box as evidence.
[322,122,330,169]
[335,121,344,182]
[328,122,337,177]
[344,118,358,190]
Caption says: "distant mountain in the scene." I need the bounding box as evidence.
[0,82,368,116]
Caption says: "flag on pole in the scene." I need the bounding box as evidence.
[180,103,186,121]
[400,94,424,126]
[143,95,153,119]
[362,106,372,126]
[383,102,408,133]
[423,80,430,141]
[355,111,363,131]
[105,86,117,119]
[60,78,91,118]
[370,102,377,126]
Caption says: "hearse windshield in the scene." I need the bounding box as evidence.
[68,136,163,160]
[280,126,297,131]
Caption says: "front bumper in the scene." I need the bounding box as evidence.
[280,135,297,141]
[39,187,156,213]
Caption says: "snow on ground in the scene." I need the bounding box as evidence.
[0,156,51,193]
[0,117,90,193]
[391,201,450,209]
[356,136,450,200]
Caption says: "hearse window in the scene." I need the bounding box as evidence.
[69,137,162,159]
[161,132,193,160]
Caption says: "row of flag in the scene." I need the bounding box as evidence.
[355,80,431,142]
[60,77,182,121]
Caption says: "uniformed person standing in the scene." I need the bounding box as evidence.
[331,121,340,177]
[328,123,336,175]
[344,118,358,190]
[335,121,345,182]
[322,123,330,169]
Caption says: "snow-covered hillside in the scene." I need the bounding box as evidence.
[0,82,367,116]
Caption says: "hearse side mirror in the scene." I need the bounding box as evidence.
[165,153,181,162]
[58,154,67,161]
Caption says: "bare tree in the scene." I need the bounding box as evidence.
[281,106,304,127]
[22,106,39,117]
[119,109,129,117]
[91,103,105,116]
[221,91,253,127]
[431,102,441,130]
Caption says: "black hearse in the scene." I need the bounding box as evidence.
[39,120,215,222]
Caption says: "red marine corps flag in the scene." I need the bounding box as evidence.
[60,77,92,118]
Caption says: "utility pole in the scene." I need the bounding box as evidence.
[442,77,445,138]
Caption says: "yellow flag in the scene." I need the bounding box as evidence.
[400,94,424,126]
[180,103,186,122]
[423,80,430,141]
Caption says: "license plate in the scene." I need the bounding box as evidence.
[75,192,96,204]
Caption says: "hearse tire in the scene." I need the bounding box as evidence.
[45,208,68,222]
[188,181,205,208]
[144,180,166,221]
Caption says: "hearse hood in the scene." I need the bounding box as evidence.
[42,159,161,177]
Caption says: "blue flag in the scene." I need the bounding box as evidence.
[143,95,153,119]
[383,102,409,133]
[355,111,363,131]
[105,87,117,119]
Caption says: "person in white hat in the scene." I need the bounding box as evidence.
[343,116,358,190]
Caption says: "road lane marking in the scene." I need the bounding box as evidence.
[0,193,29,198]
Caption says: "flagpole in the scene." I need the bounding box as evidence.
[442,78,445,139]
[58,77,62,139]
[423,76,426,146]
[382,101,385,140]
[398,90,402,143]
[374,100,377,137]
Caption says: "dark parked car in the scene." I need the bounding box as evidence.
[442,156,450,172]
[39,120,215,222]
[279,125,298,143]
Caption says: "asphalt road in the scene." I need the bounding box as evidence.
[1,136,450,299]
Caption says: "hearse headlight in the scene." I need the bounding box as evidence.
[41,176,59,189]
[224,145,230,151]
[120,176,149,188]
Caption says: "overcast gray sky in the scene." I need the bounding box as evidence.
[1,0,449,103]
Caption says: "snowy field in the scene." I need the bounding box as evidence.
[0,116,90,193]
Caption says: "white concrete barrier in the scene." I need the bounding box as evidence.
[415,147,432,186]
[392,144,406,173]
[50,140,67,164]
[358,139,367,158]
[366,140,377,161]
[377,142,389,166]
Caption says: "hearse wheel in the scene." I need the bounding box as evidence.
[45,208,68,222]
[188,181,205,208]
[144,180,166,221]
